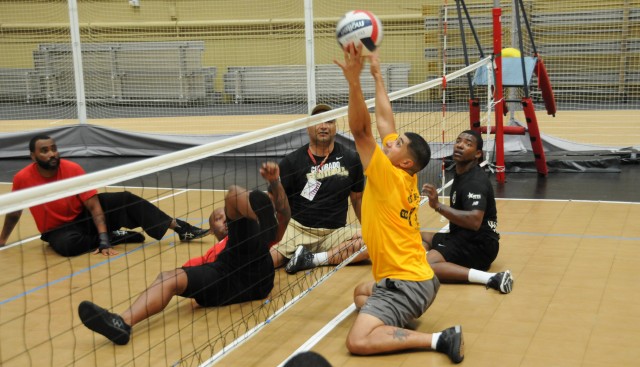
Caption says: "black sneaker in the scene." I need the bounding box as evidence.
[487,270,514,294]
[78,300,131,345]
[285,246,315,274]
[110,230,145,246]
[175,219,209,242]
[436,325,464,364]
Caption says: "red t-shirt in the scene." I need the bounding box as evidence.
[182,236,228,267]
[12,160,98,233]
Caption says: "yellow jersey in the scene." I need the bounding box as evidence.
[361,135,434,282]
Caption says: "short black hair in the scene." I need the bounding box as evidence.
[461,129,483,151]
[405,132,431,172]
[29,134,52,152]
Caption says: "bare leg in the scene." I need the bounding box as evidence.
[121,268,189,327]
[327,235,368,265]
[346,313,433,355]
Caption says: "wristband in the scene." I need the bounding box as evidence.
[435,204,443,213]
[98,232,111,251]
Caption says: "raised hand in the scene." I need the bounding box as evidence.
[422,183,440,210]
[259,161,280,183]
[369,49,382,78]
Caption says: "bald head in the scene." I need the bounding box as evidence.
[209,207,228,241]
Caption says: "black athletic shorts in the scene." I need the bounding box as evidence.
[431,232,499,271]
[181,190,276,307]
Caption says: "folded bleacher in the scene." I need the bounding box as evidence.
[223,63,410,103]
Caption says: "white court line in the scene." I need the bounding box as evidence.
[276,304,357,367]
[202,245,368,367]
[0,235,42,250]
[271,192,638,363]
[275,224,450,366]
[275,166,486,366]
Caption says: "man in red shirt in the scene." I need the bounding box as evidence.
[0,135,209,256]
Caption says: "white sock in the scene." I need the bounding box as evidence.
[312,252,328,266]
[468,268,495,284]
[431,332,442,350]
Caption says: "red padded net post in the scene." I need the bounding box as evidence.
[521,97,548,176]
[534,55,557,117]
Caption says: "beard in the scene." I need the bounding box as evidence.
[35,156,59,171]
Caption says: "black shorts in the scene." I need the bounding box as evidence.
[431,232,499,271]
[181,259,273,307]
[181,214,274,307]
[181,261,235,307]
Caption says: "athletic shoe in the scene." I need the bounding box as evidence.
[175,219,209,242]
[285,246,315,274]
[110,230,145,246]
[486,270,514,294]
[436,325,464,364]
[78,301,131,345]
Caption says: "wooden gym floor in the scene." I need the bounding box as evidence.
[0,110,639,366]
[1,185,638,367]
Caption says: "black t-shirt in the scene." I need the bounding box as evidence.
[449,164,499,241]
[279,142,364,229]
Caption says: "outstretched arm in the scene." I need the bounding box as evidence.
[370,51,397,140]
[334,44,377,170]
[0,211,22,247]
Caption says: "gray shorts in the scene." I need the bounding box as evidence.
[360,277,440,328]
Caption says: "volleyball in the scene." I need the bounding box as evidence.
[336,10,383,53]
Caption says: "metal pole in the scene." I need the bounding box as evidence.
[67,0,87,124]
[304,0,317,114]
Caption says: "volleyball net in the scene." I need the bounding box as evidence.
[0,54,493,366]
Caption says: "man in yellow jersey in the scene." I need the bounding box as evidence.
[334,44,464,363]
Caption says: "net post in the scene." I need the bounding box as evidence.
[492,1,506,183]
[67,0,88,124]
[303,0,317,113]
